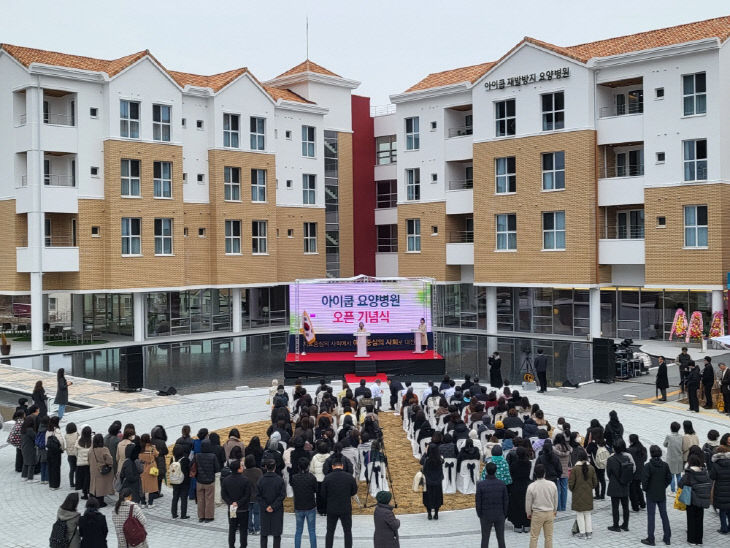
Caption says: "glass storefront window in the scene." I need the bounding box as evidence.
[496,288,514,331]
[663,291,688,339]
[640,290,662,340]
[553,289,573,335]
[600,289,617,338]
[533,288,553,334]
[617,289,640,340]
[147,290,231,337]
[573,290,590,336]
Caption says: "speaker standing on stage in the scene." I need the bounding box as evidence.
[534,350,548,393]
[417,318,427,348]
[488,352,503,389]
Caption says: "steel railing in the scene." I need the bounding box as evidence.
[370,104,396,117]
[376,193,397,209]
[16,113,76,126]
[448,231,474,243]
[18,235,78,247]
[599,164,644,178]
[19,175,76,187]
[599,102,644,118]
[376,238,398,253]
[601,226,645,240]
[447,126,473,138]
[448,179,473,190]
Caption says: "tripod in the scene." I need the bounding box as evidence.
[520,352,535,382]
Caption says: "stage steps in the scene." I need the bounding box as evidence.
[355,360,377,376]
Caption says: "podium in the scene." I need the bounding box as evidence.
[353,331,370,358]
[412,329,427,354]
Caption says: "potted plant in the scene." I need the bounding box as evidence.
[0,332,10,355]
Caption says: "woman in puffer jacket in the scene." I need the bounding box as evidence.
[309,440,331,515]
[710,443,730,535]
[679,454,712,545]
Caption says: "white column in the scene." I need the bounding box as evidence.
[712,289,724,313]
[133,292,145,342]
[72,294,84,333]
[590,287,601,340]
[486,286,497,336]
[27,85,45,352]
[30,274,44,351]
[231,288,242,333]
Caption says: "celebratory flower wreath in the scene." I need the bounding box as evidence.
[686,311,704,342]
[669,308,687,340]
[709,310,725,338]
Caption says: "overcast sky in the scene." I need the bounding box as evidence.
[2,0,729,105]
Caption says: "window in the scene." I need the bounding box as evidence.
[684,205,708,248]
[302,174,316,204]
[91,226,100,237]
[90,107,98,118]
[377,224,398,252]
[542,151,565,190]
[224,167,240,201]
[224,220,241,254]
[153,161,172,198]
[223,113,240,148]
[285,130,292,139]
[121,159,140,196]
[154,218,173,255]
[405,117,419,150]
[405,168,420,201]
[683,73,706,116]
[406,219,421,252]
[542,211,566,250]
[431,225,438,235]
[495,99,516,136]
[541,92,564,131]
[121,218,141,255]
[656,152,665,164]
[286,179,293,189]
[431,173,437,183]
[152,104,171,142]
[303,222,317,253]
[251,169,266,202]
[495,157,516,194]
[252,220,267,254]
[250,117,265,150]
[302,125,316,157]
[375,135,397,165]
[120,100,140,138]
[617,209,645,239]
[496,214,517,250]
[44,159,50,185]
[181,118,186,128]
[90,166,99,177]
[430,121,437,130]
[198,227,206,237]
[197,173,204,183]
[196,120,204,129]
[615,149,644,177]
[44,218,51,246]
[655,87,664,99]
[183,173,188,183]
[656,216,666,227]
[183,227,188,237]
[683,139,707,181]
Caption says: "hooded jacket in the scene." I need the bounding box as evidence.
[309,451,331,482]
[57,507,81,548]
[536,440,562,481]
[641,456,672,502]
[195,440,220,485]
[679,466,711,508]
[710,450,730,509]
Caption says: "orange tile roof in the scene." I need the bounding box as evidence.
[168,68,248,92]
[405,61,497,92]
[275,59,341,79]
[404,16,730,93]
[264,86,313,104]
[0,43,148,77]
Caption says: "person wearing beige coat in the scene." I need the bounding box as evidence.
[88,434,114,505]
[138,435,160,507]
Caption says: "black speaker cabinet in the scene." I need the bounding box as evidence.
[592,337,615,383]
[119,345,144,391]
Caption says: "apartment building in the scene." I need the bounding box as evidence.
[380,16,730,341]
[0,45,361,350]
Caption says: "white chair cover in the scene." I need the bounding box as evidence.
[366,461,389,496]
[282,466,293,498]
[456,438,467,452]
[419,437,432,457]
[357,443,372,481]
[442,457,457,494]
[508,427,522,436]
[457,459,480,494]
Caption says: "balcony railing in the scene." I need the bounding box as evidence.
[449,230,474,243]
[370,104,396,117]
[19,234,77,247]
[599,164,644,178]
[448,126,473,138]
[377,238,398,253]
[448,179,473,190]
[599,102,644,118]
[376,192,397,209]
[20,175,75,187]
[44,114,75,126]
[601,226,645,240]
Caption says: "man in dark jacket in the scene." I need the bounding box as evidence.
[257,459,286,548]
[641,445,672,546]
[289,457,318,548]
[655,356,669,401]
[701,356,715,409]
[354,379,368,399]
[720,363,730,416]
[606,439,634,532]
[475,462,508,548]
[386,378,404,410]
[627,434,647,511]
[221,459,252,548]
[676,346,691,392]
[686,361,701,412]
[321,457,358,548]
[534,349,548,393]
[461,374,474,392]
[196,439,220,522]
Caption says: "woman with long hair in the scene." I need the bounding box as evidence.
[32,379,48,417]
[245,436,264,468]
[46,415,66,489]
[57,492,81,548]
[79,496,108,548]
[55,367,73,420]
[75,426,93,499]
[421,443,444,519]
[88,433,114,507]
[138,433,159,508]
[20,415,37,481]
[507,446,532,533]
[103,421,122,476]
[568,447,597,539]
[112,488,148,548]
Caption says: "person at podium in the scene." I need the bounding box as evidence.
[414,317,428,352]
[357,321,366,333]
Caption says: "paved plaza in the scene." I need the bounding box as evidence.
[1,363,729,547]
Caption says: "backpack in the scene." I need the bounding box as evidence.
[35,431,46,450]
[618,455,634,485]
[168,459,184,485]
[122,504,147,546]
[47,434,63,455]
[594,446,610,470]
[49,518,68,548]
[7,423,22,448]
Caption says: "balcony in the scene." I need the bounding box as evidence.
[598,238,645,265]
[446,183,473,215]
[446,242,474,265]
[444,133,473,161]
[16,174,78,214]
[16,235,80,272]
[598,164,645,207]
[447,125,473,138]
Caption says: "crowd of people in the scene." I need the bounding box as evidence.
[668,349,730,414]
[5,366,730,547]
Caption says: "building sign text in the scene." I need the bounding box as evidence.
[484,67,570,91]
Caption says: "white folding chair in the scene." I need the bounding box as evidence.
[508,427,522,437]
[366,461,389,496]
[419,437,432,457]
[442,457,457,494]
[411,430,422,458]
[457,459,480,494]
[282,466,293,498]
[456,438,467,452]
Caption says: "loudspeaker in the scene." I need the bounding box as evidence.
[157,385,177,396]
[592,337,615,383]
[119,345,144,392]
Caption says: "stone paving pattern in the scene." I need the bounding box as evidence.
[1,363,729,547]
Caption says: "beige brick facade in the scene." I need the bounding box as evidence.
[275,206,326,281]
[0,200,29,292]
[473,130,599,285]
[337,132,355,277]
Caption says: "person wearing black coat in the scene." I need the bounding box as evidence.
[221,459,252,548]
[150,425,169,502]
[170,444,191,519]
[535,440,562,482]
[641,445,672,546]
[627,434,647,511]
[387,378,404,410]
[701,357,715,409]
[20,417,37,480]
[31,380,48,417]
[655,356,669,401]
[603,411,624,451]
[507,448,532,533]
[289,457,318,548]
[606,439,634,532]
[686,361,701,412]
[321,458,358,548]
[476,462,509,548]
[679,454,712,544]
[195,439,220,521]
[257,460,287,548]
[488,353,503,390]
[710,448,730,534]
[534,349,548,393]
[79,497,108,548]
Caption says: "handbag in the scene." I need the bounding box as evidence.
[674,488,687,511]
[100,464,112,475]
[149,465,159,477]
[678,484,692,505]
